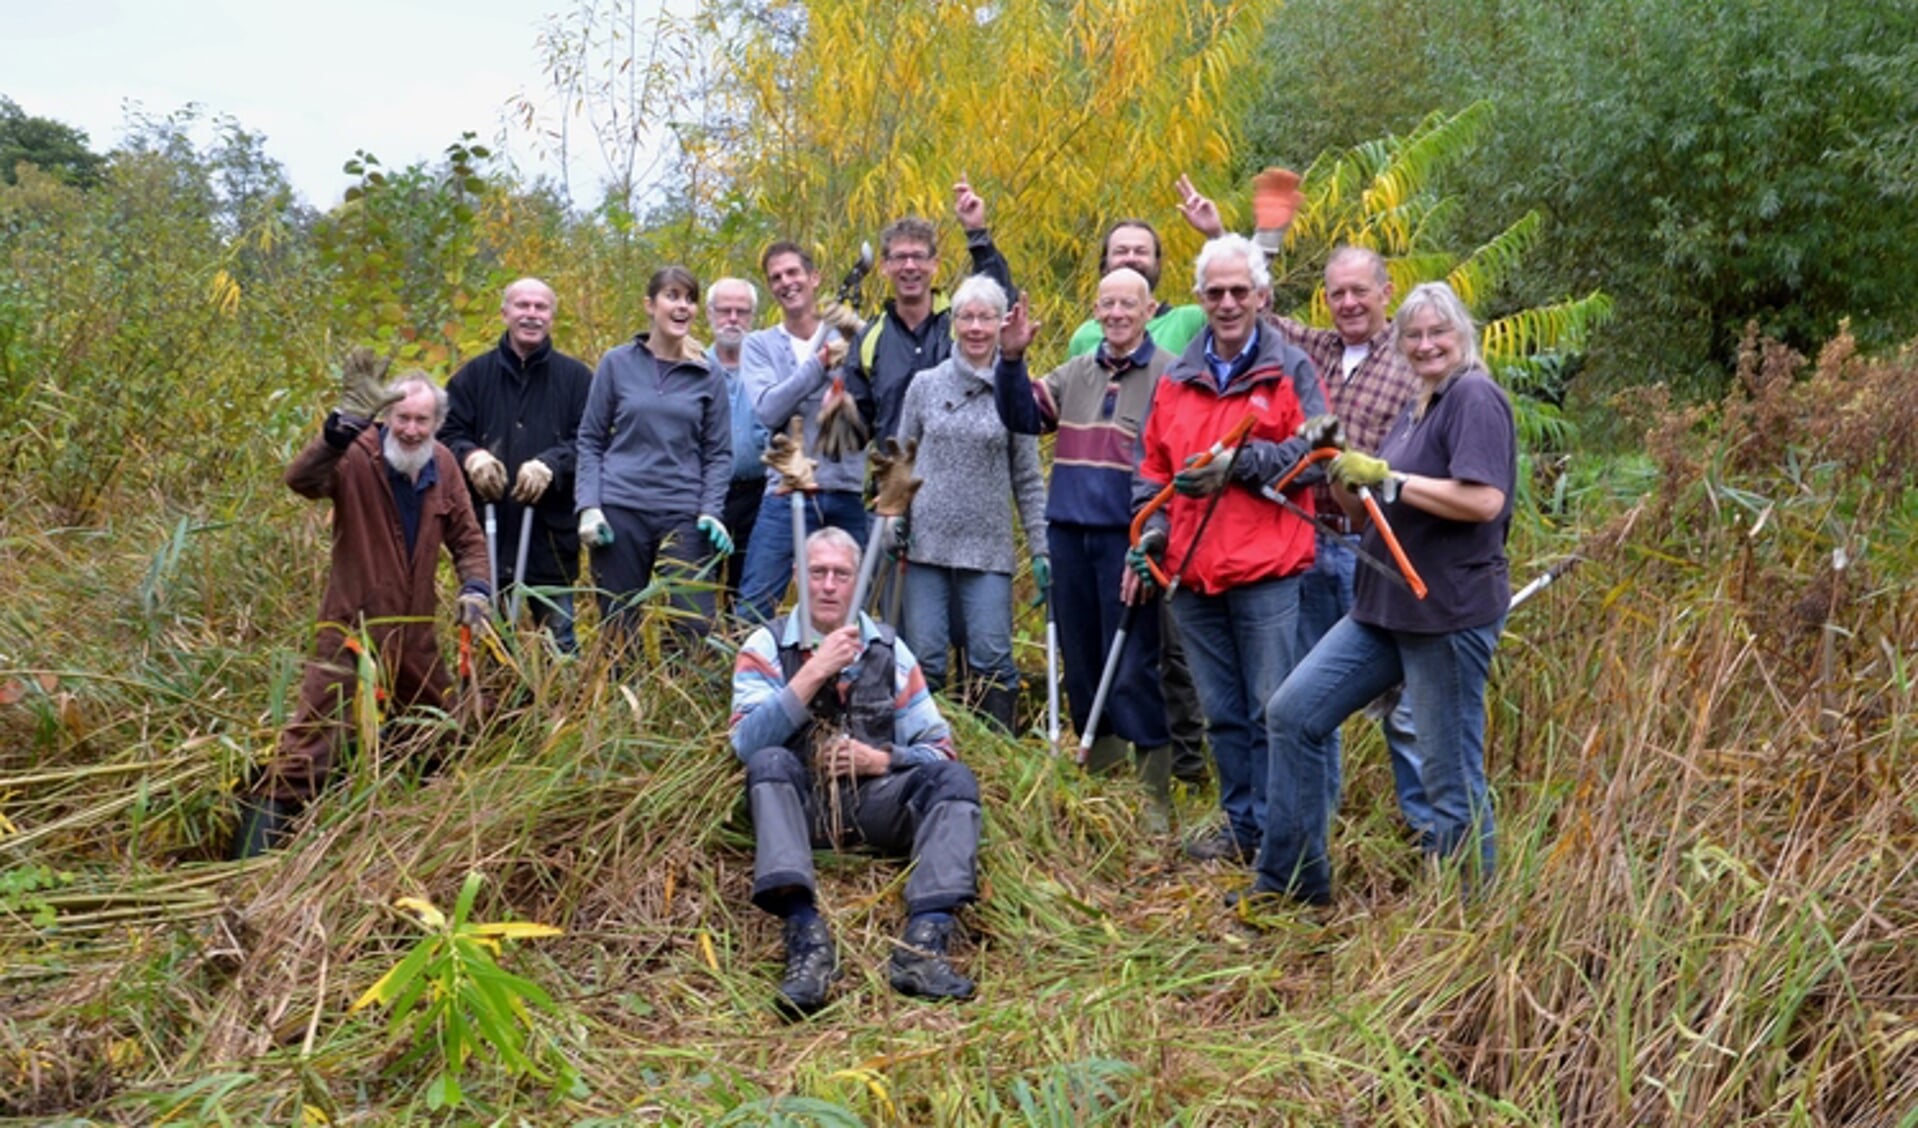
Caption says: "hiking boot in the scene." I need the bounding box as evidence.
[1184,825,1257,864]
[888,916,975,1001]
[230,796,303,860]
[977,684,1018,734]
[775,915,839,1018]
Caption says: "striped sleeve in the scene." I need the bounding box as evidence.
[889,636,955,764]
[729,626,810,762]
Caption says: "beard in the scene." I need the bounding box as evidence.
[713,324,747,351]
[383,430,434,481]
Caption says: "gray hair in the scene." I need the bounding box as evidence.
[1192,234,1272,295]
[386,371,449,425]
[705,276,760,314]
[806,525,863,571]
[949,274,1010,324]
[1325,246,1389,287]
[1392,282,1481,373]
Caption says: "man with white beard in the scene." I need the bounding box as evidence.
[233,354,490,858]
[706,276,769,606]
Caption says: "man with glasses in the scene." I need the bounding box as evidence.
[1129,234,1327,865]
[731,527,983,1016]
[846,176,1016,443]
[706,277,769,605]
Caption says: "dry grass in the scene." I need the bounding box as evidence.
[3,327,1915,1124]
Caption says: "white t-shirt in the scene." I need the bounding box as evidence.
[1340,342,1369,381]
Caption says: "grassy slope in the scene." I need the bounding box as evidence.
[2,332,1914,1125]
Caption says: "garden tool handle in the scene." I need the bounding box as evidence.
[1128,412,1258,588]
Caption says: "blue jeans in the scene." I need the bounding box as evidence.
[900,565,1015,693]
[1171,577,1300,852]
[1258,615,1504,903]
[1298,531,1431,832]
[736,489,870,626]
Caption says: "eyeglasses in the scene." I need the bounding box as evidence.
[1400,325,1458,345]
[807,565,856,583]
[886,249,934,265]
[710,305,754,319]
[1201,284,1254,304]
[954,311,1001,326]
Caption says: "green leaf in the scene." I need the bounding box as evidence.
[452,870,483,930]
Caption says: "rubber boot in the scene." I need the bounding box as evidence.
[230,796,302,860]
[889,915,976,1001]
[1083,734,1130,775]
[1135,744,1174,836]
[978,683,1017,734]
[775,914,839,1018]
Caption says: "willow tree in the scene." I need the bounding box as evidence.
[710,0,1276,340]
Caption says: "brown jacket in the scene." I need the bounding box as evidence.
[287,423,489,631]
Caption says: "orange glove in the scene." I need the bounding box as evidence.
[1253,167,1303,232]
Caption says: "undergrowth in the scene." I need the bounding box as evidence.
[2,325,1913,1124]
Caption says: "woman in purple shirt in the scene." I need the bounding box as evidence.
[1254,281,1516,905]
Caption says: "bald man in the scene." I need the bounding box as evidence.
[439,277,594,651]
[993,269,1176,830]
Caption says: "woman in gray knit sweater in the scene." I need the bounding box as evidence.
[895,274,1048,730]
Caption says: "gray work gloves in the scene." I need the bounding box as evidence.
[511,458,552,503]
[578,507,614,548]
[464,449,507,501]
[338,347,400,422]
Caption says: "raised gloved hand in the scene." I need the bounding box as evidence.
[1329,451,1399,501]
[1126,527,1167,587]
[464,449,507,501]
[338,347,399,422]
[1031,554,1052,594]
[818,335,850,370]
[511,458,553,503]
[697,514,733,556]
[762,418,819,493]
[869,437,923,517]
[1252,167,1303,253]
[578,507,614,548]
[1295,413,1344,450]
[1173,448,1236,497]
[818,297,865,340]
[456,591,491,627]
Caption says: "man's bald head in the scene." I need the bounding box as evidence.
[1095,268,1154,356]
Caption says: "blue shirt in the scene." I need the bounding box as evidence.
[382,431,439,557]
[1203,322,1263,392]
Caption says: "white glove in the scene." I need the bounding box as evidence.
[511,458,553,503]
[464,449,507,502]
[578,507,614,547]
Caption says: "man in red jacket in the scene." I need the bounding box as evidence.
[233,351,491,858]
[1129,234,1328,865]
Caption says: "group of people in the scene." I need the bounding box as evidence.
[230,171,1518,1019]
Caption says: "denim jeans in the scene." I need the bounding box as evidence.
[1298,531,1431,832]
[1171,577,1300,853]
[1258,614,1504,903]
[736,489,870,626]
[900,565,1015,693]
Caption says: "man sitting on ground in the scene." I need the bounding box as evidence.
[729,527,983,1016]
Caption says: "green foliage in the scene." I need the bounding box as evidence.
[1245,0,1918,395]
[350,870,577,1112]
[317,134,506,371]
[0,96,105,189]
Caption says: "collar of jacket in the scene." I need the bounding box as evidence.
[495,331,552,373]
[1166,323,1290,395]
[1097,331,1159,372]
[635,332,712,373]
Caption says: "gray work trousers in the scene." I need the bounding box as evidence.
[745,745,981,917]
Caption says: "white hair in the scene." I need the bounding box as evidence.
[1191,234,1272,295]
[950,274,1010,321]
[806,526,862,571]
[1393,281,1482,372]
[705,277,760,313]
[386,372,448,425]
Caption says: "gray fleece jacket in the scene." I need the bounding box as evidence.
[897,353,1047,574]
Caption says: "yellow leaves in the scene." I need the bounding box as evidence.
[829,1066,899,1119]
[395,897,448,930]
[207,269,241,317]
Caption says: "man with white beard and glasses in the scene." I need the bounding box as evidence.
[232,354,490,858]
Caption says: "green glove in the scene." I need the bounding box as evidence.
[338,347,400,421]
[698,514,733,556]
[1032,554,1051,593]
[1125,528,1167,586]
[1173,448,1235,497]
[1329,450,1391,489]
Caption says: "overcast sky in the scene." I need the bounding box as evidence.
[5,0,673,208]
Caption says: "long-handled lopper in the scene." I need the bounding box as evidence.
[483,503,500,613]
[1044,584,1061,755]
[1078,413,1258,762]
[508,507,535,624]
